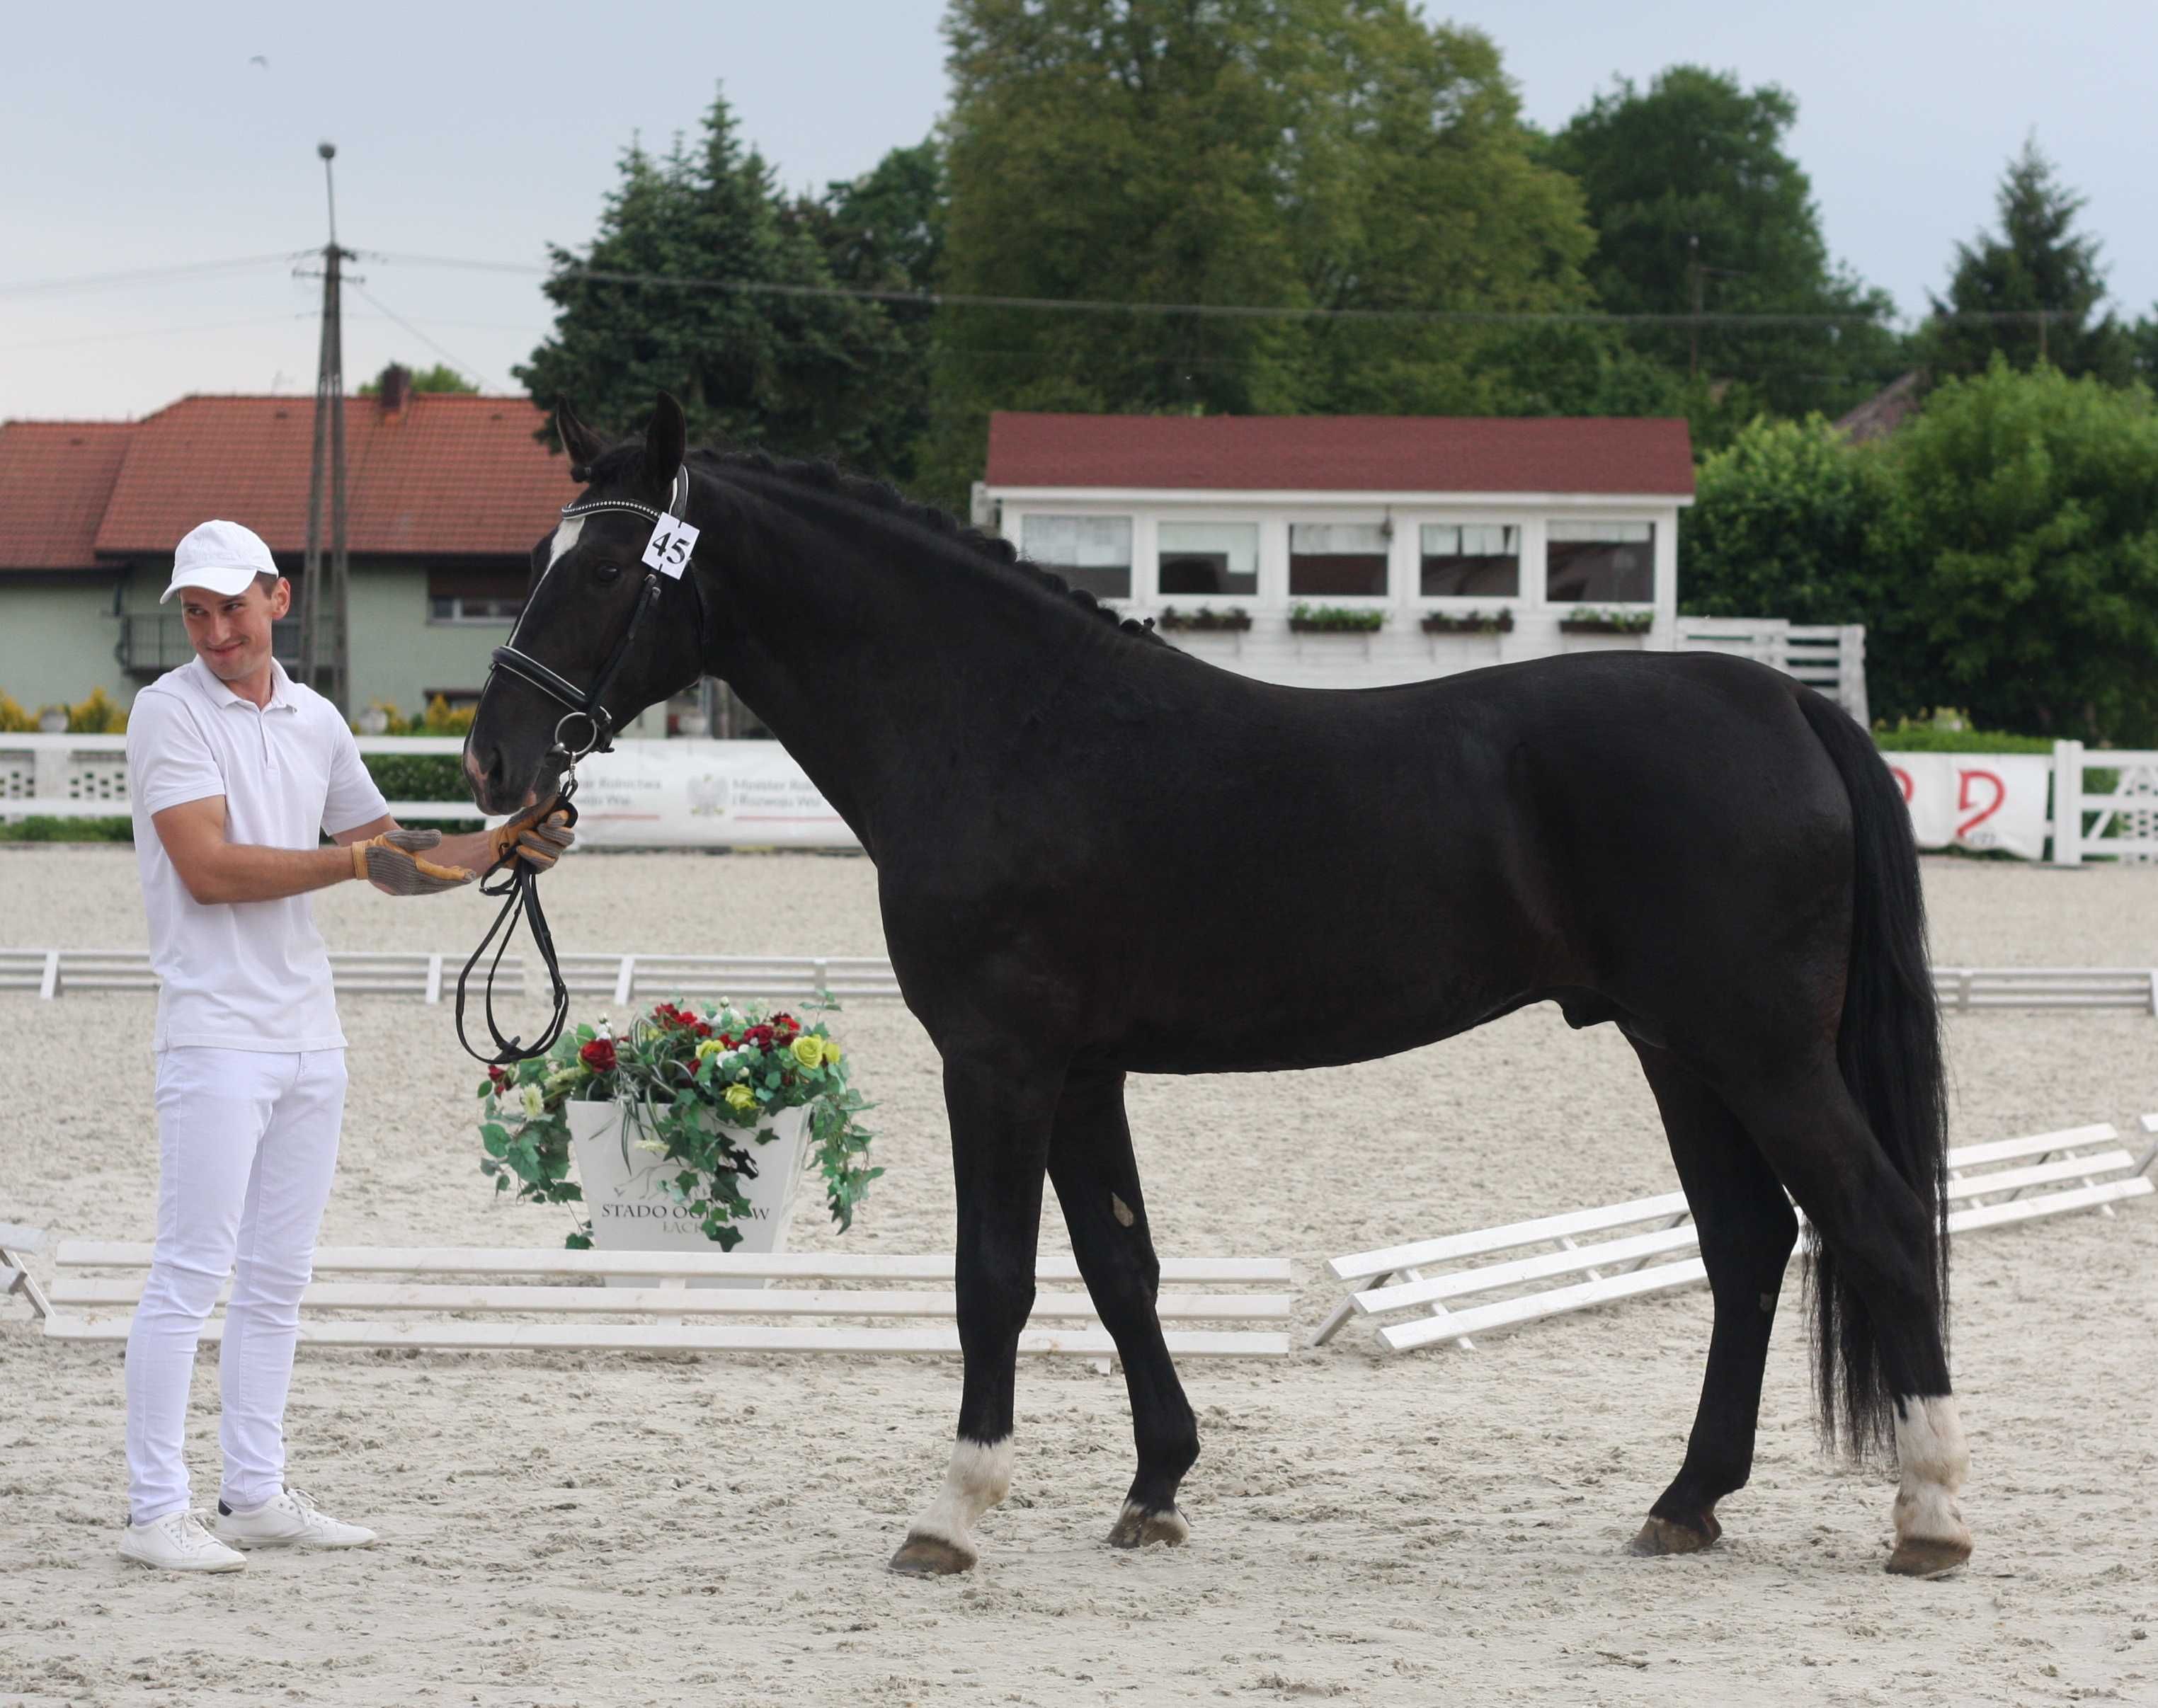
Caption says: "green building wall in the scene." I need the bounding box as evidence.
[0,580,130,713]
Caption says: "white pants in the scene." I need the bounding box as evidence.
[125,1046,346,1525]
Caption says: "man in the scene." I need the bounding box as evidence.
[119,519,571,1574]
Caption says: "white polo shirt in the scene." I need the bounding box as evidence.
[127,655,390,1053]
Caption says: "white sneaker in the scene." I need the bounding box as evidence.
[120,1509,247,1574]
[213,1486,377,1551]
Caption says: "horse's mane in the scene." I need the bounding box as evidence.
[581,442,1167,648]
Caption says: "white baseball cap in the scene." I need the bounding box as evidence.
[162,519,281,603]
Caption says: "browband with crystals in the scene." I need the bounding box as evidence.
[559,464,690,526]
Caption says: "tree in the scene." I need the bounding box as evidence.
[1879,360,2158,742]
[787,139,947,487]
[1921,140,2135,386]
[922,0,1597,505]
[1543,67,1905,442]
[517,92,916,476]
[1681,416,1888,624]
[358,362,476,396]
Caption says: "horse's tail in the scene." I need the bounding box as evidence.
[1795,687,1949,1457]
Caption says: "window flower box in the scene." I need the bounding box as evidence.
[1287,604,1387,634]
[1557,609,1655,635]
[1420,610,1514,636]
[1155,605,1254,634]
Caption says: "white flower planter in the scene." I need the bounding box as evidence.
[566,1099,808,1289]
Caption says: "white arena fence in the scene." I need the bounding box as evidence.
[4,949,2154,1014]
[1672,619,1868,723]
[6,732,2155,864]
[1,1237,1292,1360]
[1316,1116,2158,1352]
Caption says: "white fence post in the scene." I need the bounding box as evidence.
[2051,740,2085,868]
[1839,625,1869,727]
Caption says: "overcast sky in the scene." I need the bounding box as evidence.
[4,0,2152,422]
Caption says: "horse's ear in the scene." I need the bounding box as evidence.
[555,398,607,473]
[644,391,687,493]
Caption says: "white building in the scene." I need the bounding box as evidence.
[979,411,1695,689]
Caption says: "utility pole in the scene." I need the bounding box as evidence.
[299,140,353,710]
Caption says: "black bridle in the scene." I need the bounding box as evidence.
[455,465,709,1065]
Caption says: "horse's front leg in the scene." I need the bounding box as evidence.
[888,1052,1061,1576]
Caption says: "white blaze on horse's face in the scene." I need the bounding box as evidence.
[546,515,586,570]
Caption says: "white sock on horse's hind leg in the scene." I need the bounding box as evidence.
[1892,1394,1971,1561]
[906,1436,1015,1560]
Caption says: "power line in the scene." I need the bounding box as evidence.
[347,285,508,392]
[369,248,2074,332]
[0,311,312,353]
[0,252,308,298]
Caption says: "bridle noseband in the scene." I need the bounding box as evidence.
[456,464,710,1066]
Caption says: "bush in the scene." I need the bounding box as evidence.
[1879,359,2158,744]
[0,815,132,842]
[0,692,36,733]
[359,751,479,832]
[67,687,127,734]
[1871,713,2054,754]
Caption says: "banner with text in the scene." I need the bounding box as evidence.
[1880,751,2050,860]
[569,740,856,849]
[561,742,2051,859]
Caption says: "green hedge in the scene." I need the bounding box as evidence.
[1872,725,2054,755]
[0,815,133,842]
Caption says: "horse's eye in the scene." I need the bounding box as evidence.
[593,561,622,585]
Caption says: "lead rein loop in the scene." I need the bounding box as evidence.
[454,772,581,1067]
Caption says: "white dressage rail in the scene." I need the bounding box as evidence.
[0,948,905,1004]
[6,949,2153,1014]
[18,1246,1293,1359]
[1315,1117,2157,1352]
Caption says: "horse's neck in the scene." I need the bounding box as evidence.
[702,498,1116,845]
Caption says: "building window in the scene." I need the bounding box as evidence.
[1420,524,1519,597]
[1021,515,1132,600]
[426,566,528,625]
[1546,521,1654,603]
[1157,521,1259,597]
[1289,522,1388,597]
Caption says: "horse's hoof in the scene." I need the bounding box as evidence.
[1108,1501,1189,1549]
[1626,1513,1720,1557]
[887,1532,976,1576]
[1885,1535,1971,1579]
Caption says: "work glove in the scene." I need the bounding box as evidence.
[351,827,476,895]
[487,799,576,873]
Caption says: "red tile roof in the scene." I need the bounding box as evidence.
[0,393,580,571]
[986,412,1695,497]
[0,421,136,569]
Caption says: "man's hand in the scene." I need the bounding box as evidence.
[351,827,477,896]
[486,800,576,873]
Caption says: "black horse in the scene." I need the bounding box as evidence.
[464,395,1971,1580]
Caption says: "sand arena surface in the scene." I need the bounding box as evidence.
[2,848,2155,1706]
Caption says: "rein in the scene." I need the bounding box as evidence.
[453,466,706,1065]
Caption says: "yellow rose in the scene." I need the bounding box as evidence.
[724,1083,756,1111]
[696,1038,726,1062]
[821,1036,843,1064]
[789,1035,824,1070]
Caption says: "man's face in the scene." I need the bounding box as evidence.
[178,577,290,682]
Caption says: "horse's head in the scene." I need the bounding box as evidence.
[464,393,708,814]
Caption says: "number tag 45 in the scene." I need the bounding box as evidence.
[642,514,701,578]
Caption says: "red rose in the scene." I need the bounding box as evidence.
[744,1025,775,1051]
[692,1021,711,1038]
[772,1014,799,1038]
[487,1065,508,1085]
[579,1038,617,1074]
[717,1032,736,1048]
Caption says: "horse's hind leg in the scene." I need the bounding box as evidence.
[1724,1064,1970,1578]
[1046,1068,1198,1549]
[1628,1043,1799,1557]
[889,1053,1059,1577]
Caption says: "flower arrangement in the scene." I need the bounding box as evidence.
[1557,607,1655,634]
[1155,605,1254,633]
[477,997,879,1250]
[1420,609,1514,635]
[1288,603,1387,633]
